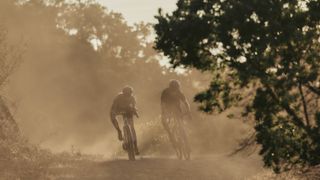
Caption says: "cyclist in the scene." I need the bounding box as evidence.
[110,86,139,155]
[161,79,191,155]
[161,79,191,120]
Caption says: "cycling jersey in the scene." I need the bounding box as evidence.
[161,88,186,113]
[111,93,136,114]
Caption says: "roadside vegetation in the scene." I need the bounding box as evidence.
[154,0,320,175]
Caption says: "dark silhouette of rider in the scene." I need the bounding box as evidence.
[161,79,191,118]
[160,80,191,157]
[110,86,139,155]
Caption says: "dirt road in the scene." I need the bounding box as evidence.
[48,154,263,180]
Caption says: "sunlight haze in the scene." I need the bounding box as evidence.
[3,0,315,179]
[96,0,176,24]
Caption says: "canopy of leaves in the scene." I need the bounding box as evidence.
[154,0,320,172]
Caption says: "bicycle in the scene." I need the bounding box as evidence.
[162,112,191,160]
[120,112,137,161]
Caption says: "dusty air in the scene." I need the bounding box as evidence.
[1,0,320,179]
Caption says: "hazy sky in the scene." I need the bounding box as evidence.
[96,0,176,24]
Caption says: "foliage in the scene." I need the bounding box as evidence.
[154,0,320,172]
[0,26,22,89]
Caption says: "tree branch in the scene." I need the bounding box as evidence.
[299,82,310,127]
[305,83,320,96]
[265,84,308,131]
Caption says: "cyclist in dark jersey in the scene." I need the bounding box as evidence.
[161,80,190,117]
[161,80,191,134]
[110,86,139,155]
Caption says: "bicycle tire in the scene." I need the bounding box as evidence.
[164,116,190,160]
[178,125,190,160]
[123,125,135,161]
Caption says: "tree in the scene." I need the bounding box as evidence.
[154,0,320,172]
[0,26,22,138]
[0,27,22,89]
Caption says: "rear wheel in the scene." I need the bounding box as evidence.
[178,126,190,160]
[123,125,135,161]
[173,127,190,160]
[167,117,191,160]
[170,130,182,159]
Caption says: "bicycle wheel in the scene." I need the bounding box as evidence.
[177,125,191,160]
[173,118,191,160]
[123,125,135,160]
[163,117,181,159]
[169,130,181,159]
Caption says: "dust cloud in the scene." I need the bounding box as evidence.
[0,1,263,179]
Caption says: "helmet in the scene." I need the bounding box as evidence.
[169,79,180,90]
[122,86,133,95]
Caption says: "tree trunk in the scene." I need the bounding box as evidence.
[0,96,20,139]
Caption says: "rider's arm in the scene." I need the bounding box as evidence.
[110,95,119,113]
[132,96,136,108]
[110,96,121,132]
[131,96,139,118]
[160,90,167,114]
[180,92,191,112]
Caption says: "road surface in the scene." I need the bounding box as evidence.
[48,154,263,180]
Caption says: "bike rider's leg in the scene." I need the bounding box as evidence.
[128,116,139,155]
[110,112,123,141]
[161,113,169,132]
